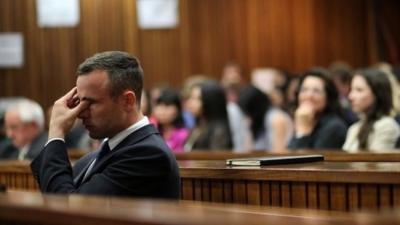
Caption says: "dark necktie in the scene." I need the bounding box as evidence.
[80,140,111,184]
[95,140,110,166]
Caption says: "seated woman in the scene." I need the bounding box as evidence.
[288,69,348,150]
[343,69,400,152]
[238,85,293,152]
[153,88,189,153]
[184,80,233,150]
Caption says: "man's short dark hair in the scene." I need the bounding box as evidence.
[77,51,143,104]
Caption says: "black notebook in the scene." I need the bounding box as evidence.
[226,155,324,166]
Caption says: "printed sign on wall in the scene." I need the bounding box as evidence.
[137,0,178,29]
[0,33,24,68]
[36,0,80,27]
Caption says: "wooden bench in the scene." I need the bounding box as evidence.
[0,191,399,225]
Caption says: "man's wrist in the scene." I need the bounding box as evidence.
[48,127,65,139]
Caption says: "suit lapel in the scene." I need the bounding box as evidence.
[74,156,96,186]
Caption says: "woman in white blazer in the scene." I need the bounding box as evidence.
[343,69,400,152]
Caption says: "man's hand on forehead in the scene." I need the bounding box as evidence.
[66,88,80,109]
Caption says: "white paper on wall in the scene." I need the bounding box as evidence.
[0,33,24,68]
[36,0,80,27]
[137,0,179,29]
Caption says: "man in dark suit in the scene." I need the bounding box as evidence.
[2,99,47,160]
[31,51,180,199]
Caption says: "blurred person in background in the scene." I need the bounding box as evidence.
[2,99,47,160]
[220,62,250,151]
[330,62,357,125]
[181,75,210,130]
[288,69,348,150]
[343,69,400,152]
[184,80,232,151]
[251,68,289,109]
[220,62,244,103]
[153,88,189,152]
[238,85,293,152]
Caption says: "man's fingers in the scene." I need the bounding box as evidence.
[65,87,79,108]
[70,100,89,116]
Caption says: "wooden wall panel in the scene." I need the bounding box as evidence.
[0,0,139,108]
[1,0,399,109]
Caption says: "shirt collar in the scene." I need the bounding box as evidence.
[107,116,150,150]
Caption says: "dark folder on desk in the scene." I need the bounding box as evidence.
[226,155,324,166]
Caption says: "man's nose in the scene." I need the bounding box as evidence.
[78,107,89,119]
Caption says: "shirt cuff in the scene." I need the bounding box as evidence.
[45,138,65,146]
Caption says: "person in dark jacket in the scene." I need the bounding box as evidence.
[288,69,348,150]
[31,51,180,199]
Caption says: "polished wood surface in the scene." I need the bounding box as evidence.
[179,160,400,183]
[175,150,400,162]
[1,159,400,212]
[67,149,400,162]
[0,191,400,225]
[2,0,400,108]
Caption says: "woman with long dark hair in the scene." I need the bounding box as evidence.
[184,80,233,150]
[343,69,400,151]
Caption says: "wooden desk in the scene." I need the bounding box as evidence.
[0,191,399,225]
[69,149,400,162]
[175,150,400,162]
[180,160,400,211]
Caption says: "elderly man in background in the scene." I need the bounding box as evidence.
[1,99,47,160]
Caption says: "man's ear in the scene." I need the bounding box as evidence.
[120,91,136,111]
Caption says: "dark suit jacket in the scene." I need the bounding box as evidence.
[288,113,348,150]
[0,132,47,160]
[31,124,180,199]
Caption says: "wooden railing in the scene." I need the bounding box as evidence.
[0,160,37,191]
[2,152,400,212]
[174,150,400,162]
[68,149,400,162]
[0,191,400,225]
[179,160,400,211]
